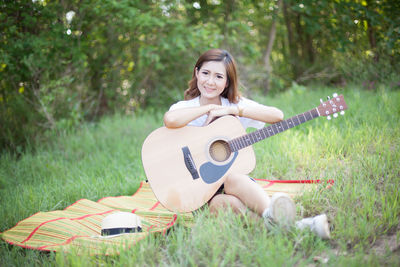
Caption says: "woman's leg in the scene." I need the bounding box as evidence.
[209,194,246,214]
[208,193,259,219]
[223,173,271,216]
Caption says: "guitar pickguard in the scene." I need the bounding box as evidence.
[199,152,238,184]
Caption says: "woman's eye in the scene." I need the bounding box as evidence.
[202,71,208,75]
[217,75,223,79]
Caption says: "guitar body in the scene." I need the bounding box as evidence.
[141,116,256,212]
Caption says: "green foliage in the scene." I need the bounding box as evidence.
[1,0,399,152]
[272,0,399,84]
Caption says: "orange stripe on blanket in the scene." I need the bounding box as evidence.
[163,214,178,235]
[150,201,160,210]
[255,178,334,184]
[263,181,275,188]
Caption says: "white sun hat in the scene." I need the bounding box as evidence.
[100,212,142,237]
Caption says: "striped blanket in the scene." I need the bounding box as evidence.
[1,179,332,255]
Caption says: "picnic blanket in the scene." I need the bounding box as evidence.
[1,179,333,255]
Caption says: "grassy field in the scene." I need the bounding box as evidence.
[1,86,399,266]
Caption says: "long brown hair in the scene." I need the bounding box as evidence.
[184,49,240,103]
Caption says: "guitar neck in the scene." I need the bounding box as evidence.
[228,108,320,152]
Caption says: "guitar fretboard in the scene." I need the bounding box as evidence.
[228,108,320,152]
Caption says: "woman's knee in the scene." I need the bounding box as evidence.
[208,194,246,215]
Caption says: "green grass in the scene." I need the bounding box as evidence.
[1,86,399,266]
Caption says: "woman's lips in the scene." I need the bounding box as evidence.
[204,87,215,93]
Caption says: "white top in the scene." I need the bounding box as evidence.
[169,96,265,129]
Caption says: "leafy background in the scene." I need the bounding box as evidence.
[1,0,399,152]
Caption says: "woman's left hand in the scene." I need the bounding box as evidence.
[204,106,237,125]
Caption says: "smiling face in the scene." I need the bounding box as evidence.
[195,61,228,105]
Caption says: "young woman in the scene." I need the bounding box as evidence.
[164,49,330,236]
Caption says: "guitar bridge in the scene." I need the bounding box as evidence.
[182,146,199,180]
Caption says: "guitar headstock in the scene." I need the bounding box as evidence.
[317,93,348,120]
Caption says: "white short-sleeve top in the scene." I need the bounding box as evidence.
[168,96,265,129]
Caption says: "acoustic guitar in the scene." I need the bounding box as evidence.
[141,93,348,212]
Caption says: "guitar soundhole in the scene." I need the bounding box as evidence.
[209,140,231,162]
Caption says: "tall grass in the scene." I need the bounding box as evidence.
[1,86,399,266]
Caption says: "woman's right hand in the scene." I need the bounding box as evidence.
[203,105,237,125]
[164,104,236,128]
[163,104,217,128]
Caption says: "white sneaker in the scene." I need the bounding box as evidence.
[295,214,331,239]
[263,193,296,228]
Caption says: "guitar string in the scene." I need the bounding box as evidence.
[228,108,319,152]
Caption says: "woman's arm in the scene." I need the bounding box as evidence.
[163,104,221,128]
[204,104,284,125]
[164,103,283,128]
[236,104,284,124]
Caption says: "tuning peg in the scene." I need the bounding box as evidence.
[333,93,338,97]
[340,111,345,115]
[333,113,338,118]
[327,115,331,120]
